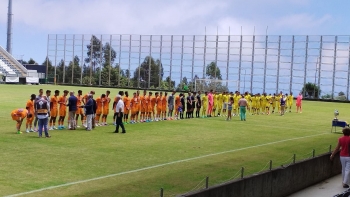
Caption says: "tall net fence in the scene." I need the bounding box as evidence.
[47,34,350,99]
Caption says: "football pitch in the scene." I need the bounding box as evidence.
[0,84,345,197]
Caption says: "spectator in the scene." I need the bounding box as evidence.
[238,95,248,121]
[35,96,50,138]
[331,128,350,188]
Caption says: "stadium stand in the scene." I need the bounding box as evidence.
[0,45,27,77]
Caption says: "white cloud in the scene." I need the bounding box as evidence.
[4,0,228,35]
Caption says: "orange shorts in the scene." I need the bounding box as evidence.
[141,106,147,113]
[131,109,137,115]
[76,108,84,115]
[103,108,109,115]
[96,108,102,115]
[124,108,130,115]
[157,108,162,114]
[11,112,27,121]
[59,108,66,117]
[51,108,58,117]
[162,106,166,112]
[26,116,34,124]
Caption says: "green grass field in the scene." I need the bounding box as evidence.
[0,84,345,197]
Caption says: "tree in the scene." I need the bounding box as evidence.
[42,57,55,83]
[301,82,321,98]
[28,58,37,65]
[339,91,345,96]
[56,59,65,83]
[132,56,163,88]
[206,62,222,80]
[66,56,82,84]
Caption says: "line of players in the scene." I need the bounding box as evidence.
[12,88,296,133]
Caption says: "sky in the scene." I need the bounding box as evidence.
[0,0,349,62]
[0,0,350,95]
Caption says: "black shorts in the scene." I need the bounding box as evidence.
[196,103,201,108]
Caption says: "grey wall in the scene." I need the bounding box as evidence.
[181,152,341,197]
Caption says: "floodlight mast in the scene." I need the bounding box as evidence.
[7,0,13,54]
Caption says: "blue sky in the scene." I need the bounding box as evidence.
[0,0,349,95]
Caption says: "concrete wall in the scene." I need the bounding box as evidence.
[182,152,341,197]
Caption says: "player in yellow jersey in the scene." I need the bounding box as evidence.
[222,92,228,116]
[233,91,241,116]
[275,93,281,113]
[212,92,217,117]
[271,93,277,113]
[266,94,273,115]
[260,93,266,115]
[251,94,256,115]
[201,92,208,118]
[287,92,293,112]
[255,93,261,115]
[244,92,251,114]
[217,92,223,116]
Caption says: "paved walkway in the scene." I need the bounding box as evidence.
[289,174,345,197]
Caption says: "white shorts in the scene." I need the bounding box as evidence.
[223,103,227,109]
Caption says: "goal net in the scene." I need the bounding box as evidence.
[194,79,239,93]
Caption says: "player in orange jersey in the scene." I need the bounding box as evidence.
[150,92,157,121]
[139,90,147,122]
[174,93,180,120]
[145,91,152,122]
[129,92,138,124]
[95,94,105,126]
[135,90,141,123]
[161,92,168,120]
[101,90,111,126]
[75,90,85,128]
[123,91,130,124]
[49,90,59,130]
[25,94,36,133]
[155,92,162,121]
[58,90,69,129]
[11,108,29,134]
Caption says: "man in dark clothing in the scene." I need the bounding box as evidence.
[180,93,185,119]
[196,91,202,118]
[186,92,192,118]
[82,94,94,131]
[191,92,196,118]
[67,91,78,130]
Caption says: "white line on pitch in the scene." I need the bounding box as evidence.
[4,132,330,197]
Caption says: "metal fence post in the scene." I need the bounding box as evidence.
[293,154,296,164]
[269,160,272,171]
[206,176,209,189]
[160,188,163,197]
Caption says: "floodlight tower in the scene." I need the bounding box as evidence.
[7,0,13,54]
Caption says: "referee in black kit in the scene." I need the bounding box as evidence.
[114,95,126,133]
